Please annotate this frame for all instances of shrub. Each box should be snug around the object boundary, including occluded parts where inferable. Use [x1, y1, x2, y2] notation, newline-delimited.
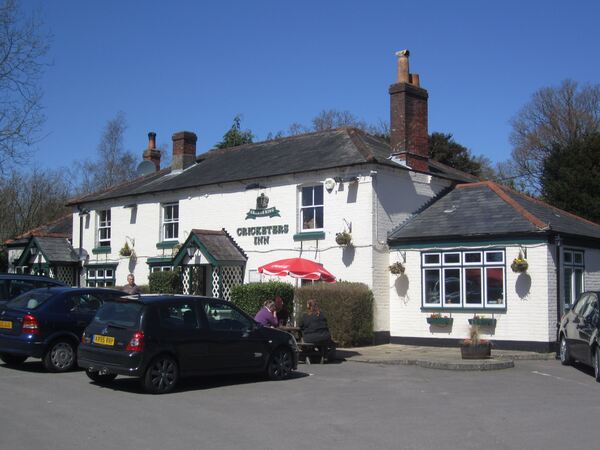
[296, 282, 373, 347]
[148, 271, 181, 294]
[230, 281, 294, 317]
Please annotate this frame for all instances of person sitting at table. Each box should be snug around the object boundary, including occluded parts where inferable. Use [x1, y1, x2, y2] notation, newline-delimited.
[298, 299, 331, 345]
[254, 300, 278, 328]
[274, 295, 290, 326]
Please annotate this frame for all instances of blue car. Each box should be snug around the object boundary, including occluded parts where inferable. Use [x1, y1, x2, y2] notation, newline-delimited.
[0, 287, 125, 372]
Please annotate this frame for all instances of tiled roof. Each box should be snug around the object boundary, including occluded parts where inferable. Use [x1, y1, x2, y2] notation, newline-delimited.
[5, 214, 73, 244]
[191, 229, 247, 263]
[67, 128, 476, 205]
[388, 181, 600, 243]
[35, 237, 79, 263]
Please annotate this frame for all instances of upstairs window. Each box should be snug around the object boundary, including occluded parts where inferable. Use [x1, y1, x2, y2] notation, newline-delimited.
[97, 210, 111, 247]
[300, 185, 323, 231]
[162, 203, 179, 241]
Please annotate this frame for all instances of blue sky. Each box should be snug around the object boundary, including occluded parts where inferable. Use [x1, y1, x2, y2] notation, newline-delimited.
[24, 0, 600, 171]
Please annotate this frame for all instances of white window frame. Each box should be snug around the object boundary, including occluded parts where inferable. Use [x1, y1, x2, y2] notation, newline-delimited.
[299, 185, 324, 232]
[421, 249, 506, 310]
[162, 202, 179, 241]
[97, 209, 111, 247]
[86, 266, 115, 287]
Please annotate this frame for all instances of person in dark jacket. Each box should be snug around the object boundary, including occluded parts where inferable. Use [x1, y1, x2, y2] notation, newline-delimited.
[299, 299, 331, 344]
[274, 295, 290, 326]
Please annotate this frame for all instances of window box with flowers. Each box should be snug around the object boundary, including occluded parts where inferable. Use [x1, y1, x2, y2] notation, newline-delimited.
[335, 231, 352, 247]
[460, 324, 491, 359]
[426, 313, 453, 326]
[388, 261, 405, 275]
[468, 315, 497, 327]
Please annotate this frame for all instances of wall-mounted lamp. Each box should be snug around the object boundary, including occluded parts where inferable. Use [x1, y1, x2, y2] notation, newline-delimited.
[30, 247, 38, 256]
[186, 246, 196, 258]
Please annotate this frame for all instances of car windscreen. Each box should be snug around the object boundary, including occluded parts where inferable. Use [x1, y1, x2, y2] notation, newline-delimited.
[7, 290, 55, 310]
[93, 301, 143, 328]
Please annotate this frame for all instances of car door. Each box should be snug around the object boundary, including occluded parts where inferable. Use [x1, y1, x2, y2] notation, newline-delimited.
[67, 292, 105, 337]
[577, 293, 599, 365]
[202, 300, 265, 371]
[567, 293, 590, 361]
[156, 301, 209, 375]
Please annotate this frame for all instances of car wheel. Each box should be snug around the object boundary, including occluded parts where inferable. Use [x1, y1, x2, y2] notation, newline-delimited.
[43, 340, 76, 372]
[85, 368, 117, 384]
[559, 336, 572, 366]
[267, 347, 293, 381]
[594, 348, 600, 383]
[143, 356, 179, 394]
[0, 353, 27, 366]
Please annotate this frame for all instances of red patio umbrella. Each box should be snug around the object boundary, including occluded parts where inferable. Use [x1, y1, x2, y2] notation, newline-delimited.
[258, 257, 336, 283]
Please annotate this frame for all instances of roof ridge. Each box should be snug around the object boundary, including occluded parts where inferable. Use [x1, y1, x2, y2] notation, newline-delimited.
[346, 128, 376, 162]
[13, 213, 73, 240]
[458, 181, 547, 229]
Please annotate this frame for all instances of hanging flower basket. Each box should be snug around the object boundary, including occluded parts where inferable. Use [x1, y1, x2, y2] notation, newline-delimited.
[119, 242, 133, 257]
[388, 261, 405, 275]
[511, 258, 528, 273]
[335, 231, 352, 246]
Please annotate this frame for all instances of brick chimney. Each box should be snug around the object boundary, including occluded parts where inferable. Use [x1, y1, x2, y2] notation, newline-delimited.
[172, 131, 197, 171]
[389, 50, 429, 172]
[142, 132, 161, 171]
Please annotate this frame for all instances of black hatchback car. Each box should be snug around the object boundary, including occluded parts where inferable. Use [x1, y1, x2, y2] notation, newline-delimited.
[0, 273, 67, 304]
[0, 287, 125, 371]
[558, 291, 600, 381]
[78, 295, 299, 394]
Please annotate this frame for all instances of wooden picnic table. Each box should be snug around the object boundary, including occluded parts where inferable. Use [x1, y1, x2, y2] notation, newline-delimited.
[278, 326, 335, 364]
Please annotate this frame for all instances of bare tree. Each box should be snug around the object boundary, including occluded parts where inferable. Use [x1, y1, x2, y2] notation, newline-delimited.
[0, 0, 49, 174]
[509, 79, 600, 193]
[0, 167, 70, 242]
[77, 112, 137, 194]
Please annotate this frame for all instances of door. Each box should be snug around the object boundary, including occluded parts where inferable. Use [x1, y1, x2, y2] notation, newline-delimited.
[202, 300, 265, 371]
[62, 292, 104, 337]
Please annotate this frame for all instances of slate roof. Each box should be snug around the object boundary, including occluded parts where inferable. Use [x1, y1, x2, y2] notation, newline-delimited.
[4, 214, 73, 245]
[67, 128, 476, 205]
[34, 236, 79, 263]
[190, 229, 247, 263]
[388, 181, 600, 243]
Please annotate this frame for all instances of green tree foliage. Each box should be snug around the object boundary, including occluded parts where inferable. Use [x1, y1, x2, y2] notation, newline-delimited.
[429, 132, 492, 178]
[216, 115, 254, 148]
[541, 133, 600, 223]
[230, 281, 294, 317]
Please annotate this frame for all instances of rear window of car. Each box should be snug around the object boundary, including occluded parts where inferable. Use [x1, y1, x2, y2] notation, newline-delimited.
[93, 301, 143, 328]
[7, 291, 55, 310]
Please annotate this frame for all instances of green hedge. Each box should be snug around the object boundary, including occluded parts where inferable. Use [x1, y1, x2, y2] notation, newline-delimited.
[230, 281, 294, 317]
[296, 282, 373, 347]
[148, 271, 181, 294]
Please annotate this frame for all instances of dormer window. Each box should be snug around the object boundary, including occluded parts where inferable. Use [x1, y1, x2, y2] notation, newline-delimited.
[162, 202, 179, 241]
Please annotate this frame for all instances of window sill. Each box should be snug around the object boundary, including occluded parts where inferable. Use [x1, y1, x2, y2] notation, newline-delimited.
[92, 247, 111, 254]
[293, 231, 325, 242]
[156, 241, 179, 249]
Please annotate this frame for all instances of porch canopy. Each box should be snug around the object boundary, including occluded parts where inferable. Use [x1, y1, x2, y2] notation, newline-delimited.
[258, 257, 336, 283]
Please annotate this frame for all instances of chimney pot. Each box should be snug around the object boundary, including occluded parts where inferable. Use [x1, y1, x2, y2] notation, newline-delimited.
[396, 49, 410, 83]
[148, 132, 156, 149]
[142, 131, 161, 171]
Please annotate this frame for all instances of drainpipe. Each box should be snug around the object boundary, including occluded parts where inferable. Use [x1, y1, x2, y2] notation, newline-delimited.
[77, 207, 90, 287]
[555, 234, 562, 348]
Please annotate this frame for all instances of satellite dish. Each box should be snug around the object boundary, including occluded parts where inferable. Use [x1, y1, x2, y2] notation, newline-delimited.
[324, 178, 336, 191]
[136, 160, 156, 176]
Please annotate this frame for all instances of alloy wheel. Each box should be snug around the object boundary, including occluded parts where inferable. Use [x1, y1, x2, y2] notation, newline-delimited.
[559, 337, 571, 366]
[145, 357, 178, 394]
[268, 348, 292, 380]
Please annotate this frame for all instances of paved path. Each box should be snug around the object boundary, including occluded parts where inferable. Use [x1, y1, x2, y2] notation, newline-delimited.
[334, 344, 556, 370]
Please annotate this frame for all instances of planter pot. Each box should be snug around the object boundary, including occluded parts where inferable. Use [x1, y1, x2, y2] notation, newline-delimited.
[468, 318, 497, 327]
[426, 317, 453, 326]
[460, 342, 491, 359]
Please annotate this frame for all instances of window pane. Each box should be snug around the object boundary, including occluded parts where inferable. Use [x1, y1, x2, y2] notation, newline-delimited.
[423, 254, 440, 265]
[465, 268, 482, 305]
[444, 269, 461, 305]
[315, 207, 323, 228]
[464, 252, 482, 264]
[574, 252, 583, 265]
[424, 270, 440, 305]
[172, 205, 179, 220]
[564, 268, 573, 304]
[313, 185, 323, 205]
[302, 208, 315, 230]
[485, 251, 503, 263]
[444, 253, 460, 264]
[563, 251, 572, 264]
[302, 187, 313, 206]
[486, 268, 504, 305]
[574, 269, 584, 299]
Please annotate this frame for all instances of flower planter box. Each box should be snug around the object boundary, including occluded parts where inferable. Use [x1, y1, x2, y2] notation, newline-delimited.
[468, 318, 497, 327]
[460, 342, 491, 359]
[426, 317, 453, 326]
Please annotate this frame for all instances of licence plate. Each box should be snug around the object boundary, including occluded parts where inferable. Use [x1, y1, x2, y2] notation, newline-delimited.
[93, 335, 115, 346]
[0, 320, 12, 330]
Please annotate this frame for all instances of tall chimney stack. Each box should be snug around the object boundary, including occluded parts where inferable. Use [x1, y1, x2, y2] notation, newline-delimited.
[142, 131, 161, 172]
[389, 50, 429, 172]
[172, 131, 197, 171]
